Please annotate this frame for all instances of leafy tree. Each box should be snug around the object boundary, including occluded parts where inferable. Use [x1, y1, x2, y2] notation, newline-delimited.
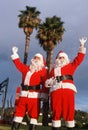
[36, 15, 65, 125]
[36, 15, 65, 73]
[18, 5, 41, 64]
[75, 110, 88, 128]
[75, 120, 83, 128]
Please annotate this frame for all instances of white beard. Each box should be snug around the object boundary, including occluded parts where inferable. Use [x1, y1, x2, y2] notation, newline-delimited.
[54, 58, 70, 68]
[30, 59, 44, 72]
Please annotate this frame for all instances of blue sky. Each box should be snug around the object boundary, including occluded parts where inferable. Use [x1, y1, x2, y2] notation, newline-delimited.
[0, 0, 88, 112]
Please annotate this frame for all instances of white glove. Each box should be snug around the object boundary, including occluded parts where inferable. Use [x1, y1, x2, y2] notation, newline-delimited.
[79, 37, 87, 46]
[12, 46, 18, 54]
[45, 77, 56, 88]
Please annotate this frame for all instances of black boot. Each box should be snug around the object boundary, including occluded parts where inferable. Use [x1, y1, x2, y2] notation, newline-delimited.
[11, 122, 20, 130]
[29, 124, 37, 130]
[52, 127, 60, 130]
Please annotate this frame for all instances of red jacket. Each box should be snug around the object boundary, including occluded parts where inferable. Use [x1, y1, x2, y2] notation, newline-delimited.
[12, 58, 48, 93]
[49, 48, 86, 93]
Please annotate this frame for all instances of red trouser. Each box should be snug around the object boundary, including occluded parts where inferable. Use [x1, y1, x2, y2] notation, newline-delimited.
[14, 96, 40, 121]
[50, 88, 75, 127]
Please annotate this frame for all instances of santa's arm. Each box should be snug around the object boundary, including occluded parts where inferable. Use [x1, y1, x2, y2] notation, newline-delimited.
[72, 37, 87, 68]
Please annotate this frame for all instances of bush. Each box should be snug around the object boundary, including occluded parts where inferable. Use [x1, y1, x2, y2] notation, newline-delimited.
[75, 121, 83, 128]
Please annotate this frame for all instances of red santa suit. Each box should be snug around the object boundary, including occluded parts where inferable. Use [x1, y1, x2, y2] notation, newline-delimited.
[11, 52, 48, 125]
[46, 45, 86, 128]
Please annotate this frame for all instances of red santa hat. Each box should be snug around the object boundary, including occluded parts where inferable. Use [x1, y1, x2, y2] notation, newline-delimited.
[56, 50, 70, 63]
[34, 53, 46, 66]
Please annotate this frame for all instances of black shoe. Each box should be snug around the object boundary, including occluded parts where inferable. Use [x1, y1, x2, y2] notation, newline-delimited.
[11, 122, 20, 130]
[52, 127, 60, 130]
[29, 124, 37, 130]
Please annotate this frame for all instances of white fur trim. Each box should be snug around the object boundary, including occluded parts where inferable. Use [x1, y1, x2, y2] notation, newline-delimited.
[20, 91, 41, 98]
[62, 82, 77, 92]
[28, 92, 41, 98]
[52, 120, 61, 127]
[11, 53, 19, 60]
[50, 82, 61, 92]
[24, 71, 33, 85]
[65, 120, 75, 127]
[30, 118, 38, 125]
[13, 116, 23, 123]
[54, 67, 61, 76]
[78, 46, 86, 54]
[58, 52, 68, 59]
[50, 82, 77, 93]
[20, 91, 29, 97]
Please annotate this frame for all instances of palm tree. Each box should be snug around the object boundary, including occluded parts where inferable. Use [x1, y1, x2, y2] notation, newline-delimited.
[18, 5, 41, 64]
[36, 15, 65, 125]
[18, 5, 41, 125]
[36, 15, 65, 72]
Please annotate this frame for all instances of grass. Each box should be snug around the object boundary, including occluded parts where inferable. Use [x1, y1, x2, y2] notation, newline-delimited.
[0, 124, 87, 130]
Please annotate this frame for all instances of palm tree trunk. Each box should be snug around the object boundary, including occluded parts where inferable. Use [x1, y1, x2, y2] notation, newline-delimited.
[46, 50, 53, 73]
[42, 49, 54, 126]
[23, 34, 30, 64]
[42, 99, 49, 126]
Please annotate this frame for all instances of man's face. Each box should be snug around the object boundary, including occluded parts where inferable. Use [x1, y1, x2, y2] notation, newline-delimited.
[59, 56, 65, 63]
[55, 56, 66, 67]
[30, 56, 43, 72]
[33, 56, 41, 62]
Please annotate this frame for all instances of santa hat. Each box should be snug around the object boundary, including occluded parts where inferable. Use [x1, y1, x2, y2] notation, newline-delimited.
[56, 50, 70, 63]
[34, 53, 46, 66]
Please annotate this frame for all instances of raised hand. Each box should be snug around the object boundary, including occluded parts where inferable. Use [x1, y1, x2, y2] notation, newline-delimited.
[79, 37, 87, 46]
[12, 46, 18, 54]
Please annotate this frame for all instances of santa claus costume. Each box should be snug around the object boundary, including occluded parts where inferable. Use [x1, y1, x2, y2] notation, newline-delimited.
[45, 37, 87, 130]
[11, 47, 48, 130]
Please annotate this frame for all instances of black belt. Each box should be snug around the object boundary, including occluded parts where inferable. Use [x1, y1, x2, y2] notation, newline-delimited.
[56, 75, 73, 82]
[22, 85, 40, 91]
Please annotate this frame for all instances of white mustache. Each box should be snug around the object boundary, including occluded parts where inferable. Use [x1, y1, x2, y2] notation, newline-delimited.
[54, 59, 70, 67]
[30, 59, 44, 72]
